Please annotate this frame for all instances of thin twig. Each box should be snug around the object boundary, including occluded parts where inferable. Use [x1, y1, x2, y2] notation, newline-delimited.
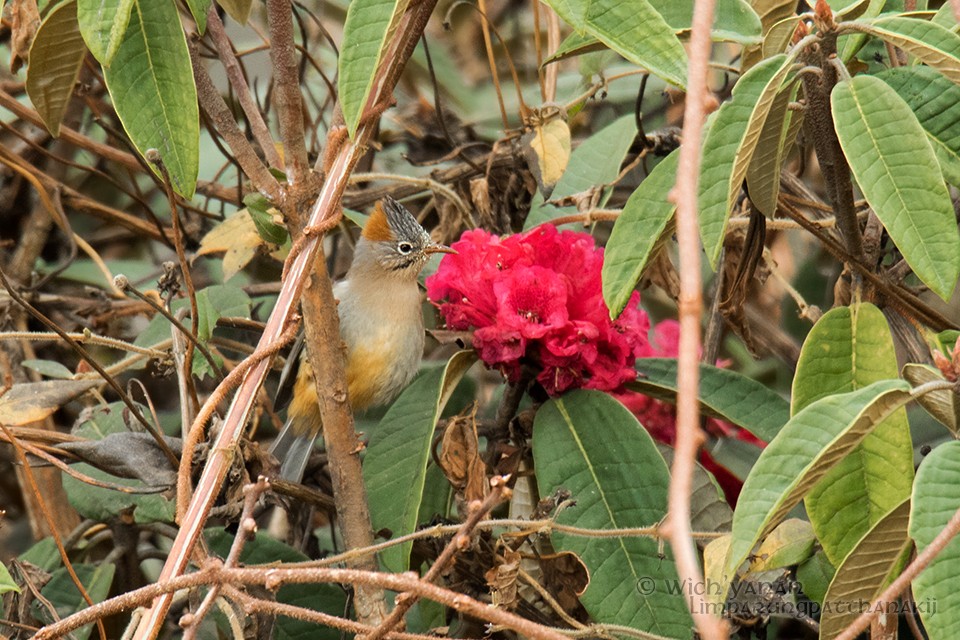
[35, 564, 571, 640]
[206, 8, 283, 169]
[267, 0, 310, 183]
[663, 0, 729, 637]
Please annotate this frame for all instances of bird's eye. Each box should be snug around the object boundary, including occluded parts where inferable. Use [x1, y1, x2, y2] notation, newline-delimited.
[397, 241, 414, 254]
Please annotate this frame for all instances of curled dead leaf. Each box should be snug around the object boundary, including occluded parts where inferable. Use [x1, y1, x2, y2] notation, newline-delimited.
[438, 405, 489, 508]
[485, 548, 522, 609]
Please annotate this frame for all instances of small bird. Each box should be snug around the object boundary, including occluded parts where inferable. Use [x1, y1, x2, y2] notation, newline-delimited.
[270, 197, 455, 481]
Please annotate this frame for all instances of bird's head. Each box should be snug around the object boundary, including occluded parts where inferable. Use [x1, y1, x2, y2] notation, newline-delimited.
[357, 196, 455, 278]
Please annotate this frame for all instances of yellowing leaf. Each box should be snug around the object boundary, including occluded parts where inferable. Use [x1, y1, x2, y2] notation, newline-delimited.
[749, 518, 816, 572]
[522, 117, 572, 198]
[196, 210, 263, 281]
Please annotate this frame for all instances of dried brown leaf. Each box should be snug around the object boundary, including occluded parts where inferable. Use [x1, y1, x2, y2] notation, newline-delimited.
[10, 0, 40, 73]
[0, 380, 98, 426]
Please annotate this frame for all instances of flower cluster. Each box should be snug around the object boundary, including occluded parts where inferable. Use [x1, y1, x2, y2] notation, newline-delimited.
[425, 224, 651, 395]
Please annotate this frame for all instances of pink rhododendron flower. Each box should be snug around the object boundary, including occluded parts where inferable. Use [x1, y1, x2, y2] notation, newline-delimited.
[617, 320, 766, 505]
[427, 224, 651, 395]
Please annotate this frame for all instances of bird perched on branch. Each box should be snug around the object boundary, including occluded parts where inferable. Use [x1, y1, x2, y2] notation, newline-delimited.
[270, 197, 455, 481]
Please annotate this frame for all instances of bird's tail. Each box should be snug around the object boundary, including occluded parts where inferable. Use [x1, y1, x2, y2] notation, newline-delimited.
[269, 416, 320, 482]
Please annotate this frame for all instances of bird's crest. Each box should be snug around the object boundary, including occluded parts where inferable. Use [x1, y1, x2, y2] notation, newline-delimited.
[362, 197, 423, 243]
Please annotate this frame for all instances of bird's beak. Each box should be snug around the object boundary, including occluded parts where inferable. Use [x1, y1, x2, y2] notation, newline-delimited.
[425, 243, 457, 256]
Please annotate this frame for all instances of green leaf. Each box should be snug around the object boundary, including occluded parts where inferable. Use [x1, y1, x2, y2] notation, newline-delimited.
[533, 390, 693, 636]
[795, 550, 834, 605]
[193, 285, 251, 341]
[547, 0, 762, 66]
[655, 0, 762, 44]
[244, 193, 289, 245]
[832, 75, 960, 300]
[102, 0, 199, 198]
[365, 351, 476, 572]
[792, 303, 914, 565]
[545, 0, 688, 88]
[77, 0, 135, 64]
[26, 1, 86, 137]
[602, 149, 679, 317]
[848, 17, 960, 85]
[911, 440, 960, 639]
[206, 529, 349, 640]
[877, 66, 960, 187]
[338, 0, 410, 138]
[184, 0, 210, 33]
[745, 79, 797, 216]
[724, 379, 913, 584]
[819, 500, 912, 640]
[699, 54, 792, 265]
[21, 359, 74, 379]
[0, 562, 19, 595]
[630, 358, 789, 443]
[524, 114, 637, 229]
[20, 537, 61, 572]
[655, 442, 733, 535]
[902, 363, 958, 433]
[35, 563, 116, 640]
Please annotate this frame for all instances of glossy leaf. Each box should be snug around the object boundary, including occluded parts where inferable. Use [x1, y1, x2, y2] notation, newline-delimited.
[877, 66, 960, 186]
[833, 75, 960, 300]
[545, 0, 688, 88]
[819, 500, 912, 640]
[533, 390, 693, 636]
[602, 150, 679, 317]
[339, 0, 409, 137]
[77, 0, 134, 65]
[102, 0, 199, 198]
[699, 54, 791, 265]
[365, 351, 476, 572]
[0, 562, 18, 595]
[724, 379, 913, 584]
[848, 16, 960, 84]
[525, 114, 636, 229]
[26, 1, 85, 137]
[630, 358, 789, 443]
[793, 303, 913, 565]
[911, 440, 960, 639]
[902, 363, 958, 433]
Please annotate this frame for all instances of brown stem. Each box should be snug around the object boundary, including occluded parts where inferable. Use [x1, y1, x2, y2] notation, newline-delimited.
[799, 35, 865, 265]
[206, 8, 283, 170]
[267, 0, 310, 184]
[130, 2, 440, 636]
[663, 0, 729, 636]
[35, 565, 570, 640]
[363, 479, 511, 640]
[189, 40, 283, 202]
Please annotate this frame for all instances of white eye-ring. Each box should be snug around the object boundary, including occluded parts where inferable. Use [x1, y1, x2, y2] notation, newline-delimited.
[398, 241, 414, 255]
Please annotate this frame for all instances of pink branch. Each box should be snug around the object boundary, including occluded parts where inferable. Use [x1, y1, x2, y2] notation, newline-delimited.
[664, 0, 729, 637]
